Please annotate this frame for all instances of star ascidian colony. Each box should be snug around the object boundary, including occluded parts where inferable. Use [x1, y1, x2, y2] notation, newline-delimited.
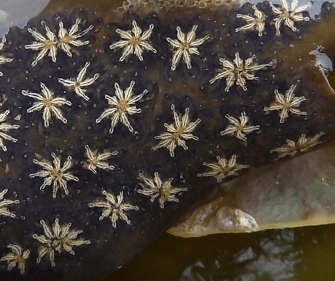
[0, 0, 335, 280]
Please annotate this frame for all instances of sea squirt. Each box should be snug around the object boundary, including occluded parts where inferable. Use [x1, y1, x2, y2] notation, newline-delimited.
[0, 0, 335, 280]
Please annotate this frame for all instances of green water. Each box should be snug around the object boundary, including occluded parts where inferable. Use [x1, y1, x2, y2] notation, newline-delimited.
[108, 224, 335, 281]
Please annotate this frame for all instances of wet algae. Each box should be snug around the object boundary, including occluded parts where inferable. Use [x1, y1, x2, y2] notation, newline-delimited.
[0, 0, 335, 280]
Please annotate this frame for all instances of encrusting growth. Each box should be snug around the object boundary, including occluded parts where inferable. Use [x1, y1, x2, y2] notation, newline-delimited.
[89, 190, 139, 227]
[264, 84, 307, 123]
[0, 1, 332, 278]
[269, 0, 311, 36]
[96, 81, 148, 133]
[210, 52, 272, 91]
[235, 5, 266, 36]
[153, 104, 201, 157]
[220, 112, 260, 142]
[22, 82, 72, 128]
[1, 244, 30, 274]
[0, 109, 19, 152]
[166, 25, 209, 70]
[271, 132, 325, 159]
[25, 18, 94, 66]
[83, 145, 117, 174]
[138, 172, 188, 209]
[29, 153, 79, 198]
[25, 25, 58, 66]
[110, 20, 157, 61]
[0, 189, 20, 218]
[198, 155, 249, 183]
[57, 18, 94, 57]
[0, 37, 14, 76]
[58, 62, 100, 101]
[32, 218, 90, 266]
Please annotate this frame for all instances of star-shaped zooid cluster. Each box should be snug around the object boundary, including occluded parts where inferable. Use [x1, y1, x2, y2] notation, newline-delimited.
[166, 25, 209, 70]
[96, 81, 148, 134]
[22, 83, 72, 128]
[153, 104, 201, 157]
[110, 20, 157, 61]
[25, 18, 94, 66]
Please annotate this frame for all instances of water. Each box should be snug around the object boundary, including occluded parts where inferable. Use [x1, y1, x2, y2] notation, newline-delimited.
[109, 224, 335, 281]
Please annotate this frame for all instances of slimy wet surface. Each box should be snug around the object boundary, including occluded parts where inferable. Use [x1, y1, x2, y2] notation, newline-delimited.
[0, 1, 335, 280]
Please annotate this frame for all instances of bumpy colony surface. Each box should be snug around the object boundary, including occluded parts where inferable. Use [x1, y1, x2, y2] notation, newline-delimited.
[0, 0, 335, 280]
